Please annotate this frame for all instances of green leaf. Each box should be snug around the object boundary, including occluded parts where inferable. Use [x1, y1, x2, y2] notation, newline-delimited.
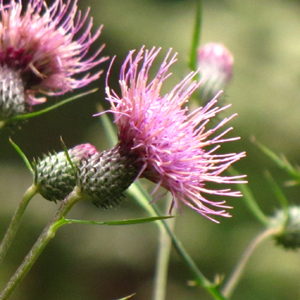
[117, 294, 136, 300]
[264, 171, 289, 215]
[63, 216, 174, 226]
[8, 89, 98, 123]
[253, 137, 300, 183]
[9, 138, 33, 175]
[60, 137, 77, 177]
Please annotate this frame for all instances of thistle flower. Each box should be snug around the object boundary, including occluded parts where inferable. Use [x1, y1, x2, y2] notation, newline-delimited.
[34, 143, 98, 202]
[0, 0, 107, 122]
[79, 46, 245, 222]
[197, 43, 234, 104]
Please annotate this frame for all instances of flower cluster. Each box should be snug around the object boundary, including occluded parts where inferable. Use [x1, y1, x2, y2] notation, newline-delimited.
[3, 2, 245, 222]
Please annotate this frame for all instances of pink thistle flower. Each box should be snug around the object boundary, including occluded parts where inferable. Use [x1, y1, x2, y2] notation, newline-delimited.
[197, 43, 234, 104]
[102, 47, 246, 222]
[0, 0, 107, 120]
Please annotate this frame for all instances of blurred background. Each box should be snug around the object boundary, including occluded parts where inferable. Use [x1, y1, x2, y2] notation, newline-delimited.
[1, 0, 300, 299]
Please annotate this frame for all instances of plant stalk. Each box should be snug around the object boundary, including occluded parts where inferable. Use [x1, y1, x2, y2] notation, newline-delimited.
[129, 182, 227, 300]
[0, 189, 82, 300]
[152, 195, 176, 300]
[222, 227, 279, 298]
[0, 184, 38, 264]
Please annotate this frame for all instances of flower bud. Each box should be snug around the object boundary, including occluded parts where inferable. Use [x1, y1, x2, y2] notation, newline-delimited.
[34, 144, 98, 202]
[271, 206, 300, 250]
[197, 43, 234, 104]
[77, 143, 140, 209]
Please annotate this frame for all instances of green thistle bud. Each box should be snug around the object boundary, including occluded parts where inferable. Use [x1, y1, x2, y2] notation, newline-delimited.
[271, 206, 300, 250]
[77, 143, 140, 209]
[34, 144, 98, 202]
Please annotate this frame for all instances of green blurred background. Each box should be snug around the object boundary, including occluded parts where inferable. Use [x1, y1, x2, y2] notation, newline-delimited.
[1, 0, 300, 299]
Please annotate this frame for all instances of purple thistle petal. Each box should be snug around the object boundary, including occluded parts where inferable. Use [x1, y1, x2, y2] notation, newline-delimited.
[0, 0, 108, 103]
[102, 46, 246, 222]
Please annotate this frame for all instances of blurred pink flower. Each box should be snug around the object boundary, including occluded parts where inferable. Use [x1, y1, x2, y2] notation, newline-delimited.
[197, 43, 234, 104]
[101, 47, 246, 222]
[0, 0, 107, 107]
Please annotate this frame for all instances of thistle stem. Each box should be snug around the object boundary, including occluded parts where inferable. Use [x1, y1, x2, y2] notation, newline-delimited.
[0, 189, 82, 300]
[152, 195, 176, 300]
[189, 0, 202, 71]
[222, 227, 280, 298]
[153, 203, 226, 300]
[0, 184, 39, 264]
[128, 182, 227, 300]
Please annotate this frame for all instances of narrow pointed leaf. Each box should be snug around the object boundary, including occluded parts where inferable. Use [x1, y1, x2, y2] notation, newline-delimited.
[60, 136, 77, 176]
[9, 138, 33, 174]
[63, 216, 173, 226]
[264, 171, 289, 214]
[117, 294, 136, 300]
[9, 89, 98, 122]
[253, 137, 300, 182]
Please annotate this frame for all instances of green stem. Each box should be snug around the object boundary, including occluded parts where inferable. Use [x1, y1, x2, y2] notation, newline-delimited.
[189, 0, 202, 71]
[222, 227, 280, 298]
[0, 184, 38, 264]
[128, 182, 227, 300]
[153, 203, 225, 300]
[0, 189, 83, 300]
[152, 195, 176, 300]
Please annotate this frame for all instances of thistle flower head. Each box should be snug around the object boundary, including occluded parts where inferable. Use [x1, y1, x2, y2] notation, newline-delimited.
[101, 47, 246, 222]
[34, 143, 98, 201]
[197, 43, 234, 104]
[0, 0, 107, 120]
